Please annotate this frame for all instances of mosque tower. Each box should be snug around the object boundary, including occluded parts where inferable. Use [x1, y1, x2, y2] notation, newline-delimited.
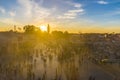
[47, 24, 50, 33]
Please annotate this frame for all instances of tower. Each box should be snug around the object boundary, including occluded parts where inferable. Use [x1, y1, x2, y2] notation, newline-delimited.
[14, 25, 16, 31]
[47, 24, 50, 33]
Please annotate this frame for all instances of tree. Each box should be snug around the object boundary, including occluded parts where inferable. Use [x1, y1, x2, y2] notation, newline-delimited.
[23, 25, 36, 34]
[64, 31, 69, 35]
[64, 31, 69, 38]
[51, 30, 69, 38]
[51, 31, 64, 37]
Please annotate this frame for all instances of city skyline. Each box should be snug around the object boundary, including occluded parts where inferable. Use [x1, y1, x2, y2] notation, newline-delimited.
[0, 0, 120, 33]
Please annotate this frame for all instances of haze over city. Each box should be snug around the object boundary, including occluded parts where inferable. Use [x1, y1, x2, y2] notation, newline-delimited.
[0, 0, 120, 33]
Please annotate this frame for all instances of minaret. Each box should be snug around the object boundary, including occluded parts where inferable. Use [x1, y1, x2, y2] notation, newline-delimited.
[14, 25, 16, 31]
[47, 24, 50, 33]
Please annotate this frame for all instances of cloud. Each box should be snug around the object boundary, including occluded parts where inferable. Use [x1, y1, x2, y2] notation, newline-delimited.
[0, 0, 85, 26]
[66, 1, 82, 8]
[0, 7, 5, 14]
[0, 0, 52, 25]
[15, 0, 85, 23]
[10, 0, 52, 24]
[64, 12, 77, 16]
[97, 0, 108, 4]
[68, 9, 84, 13]
[9, 11, 16, 17]
[57, 1, 84, 20]
[57, 16, 75, 19]
[58, 9, 84, 19]
[0, 18, 20, 25]
[74, 4, 82, 8]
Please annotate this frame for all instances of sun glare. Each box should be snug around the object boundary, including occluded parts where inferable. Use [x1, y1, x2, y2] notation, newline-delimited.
[40, 25, 47, 32]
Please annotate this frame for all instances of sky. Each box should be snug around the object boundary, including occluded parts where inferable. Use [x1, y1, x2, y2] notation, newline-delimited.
[0, 0, 120, 33]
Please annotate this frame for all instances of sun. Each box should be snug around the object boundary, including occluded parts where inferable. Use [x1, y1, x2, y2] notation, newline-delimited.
[40, 25, 47, 32]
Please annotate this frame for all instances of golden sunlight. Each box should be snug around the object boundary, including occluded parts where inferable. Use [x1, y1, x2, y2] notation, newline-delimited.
[40, 25, 47, 32]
